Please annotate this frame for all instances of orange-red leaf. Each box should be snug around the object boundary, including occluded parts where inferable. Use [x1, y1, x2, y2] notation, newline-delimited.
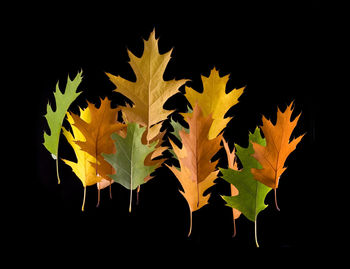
[251, 101, 305, 189]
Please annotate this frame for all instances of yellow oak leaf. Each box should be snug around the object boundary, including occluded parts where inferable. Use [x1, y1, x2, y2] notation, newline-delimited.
[183, 67, 245, 139]
[62, 107, 100, 211]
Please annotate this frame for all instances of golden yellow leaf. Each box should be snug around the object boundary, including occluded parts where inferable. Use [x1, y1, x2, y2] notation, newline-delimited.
[106, 30, 188, 142]
[62, 107, 100, 211]
[183, 67, 245, 139]
[62, 108, 100, 187]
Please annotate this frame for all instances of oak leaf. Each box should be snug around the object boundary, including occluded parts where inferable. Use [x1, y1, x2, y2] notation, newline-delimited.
[62, 107, 100, 211]
[166, 104, 222, 236]
[251, 101, 305, 210]
[141, 129, 168, 182]
[222, 137, 240, 237]
[70, 98, 126, 206]
[43, 71, 83, 183]
[221, 127, 272, 247]
[106, 30, 188, 143]
[102, 123, 157, 212]
[168, 116, 189, 159]
[183, 67, 245, 139]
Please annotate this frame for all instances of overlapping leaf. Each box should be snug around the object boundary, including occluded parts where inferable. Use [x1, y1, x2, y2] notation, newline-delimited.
[106, 30, 188, 142]
[102, 123, 157, 212]
[70, 98, 125, 185]
[183, 67, 245, 139]
[251, 101, 305, 210]
[68, 98, 126, 205]
[62, 107, 100, 211]
[141, 129, 168, 182]
[221, 127, 272, 247]
[252, 101, 304, 189]
[166, 104, 222, 236]
[222, 137, 240, 236]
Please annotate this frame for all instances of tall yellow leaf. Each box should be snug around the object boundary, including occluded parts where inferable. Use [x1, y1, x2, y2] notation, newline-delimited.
[62, 107, 100, 211]
[183, 67, 245, 139]
[106, 30, 188, 142]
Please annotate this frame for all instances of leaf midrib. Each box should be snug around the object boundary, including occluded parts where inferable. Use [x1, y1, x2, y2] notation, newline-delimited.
[260, 122, 286, 180]
[114, 137, 132, 178]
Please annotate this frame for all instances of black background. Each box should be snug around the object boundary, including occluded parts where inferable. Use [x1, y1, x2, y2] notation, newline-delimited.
[10, 0, 321, 259]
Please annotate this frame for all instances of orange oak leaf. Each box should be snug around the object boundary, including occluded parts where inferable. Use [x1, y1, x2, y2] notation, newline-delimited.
[222, 137, 241, 237]
[166, 104, 222, 236]
[106, 29, 188, 143]
[135, 129, 168, 205]
[142, 129, 168, 182]
[251, 101, 305, 210]
[70, 98, 126, 206]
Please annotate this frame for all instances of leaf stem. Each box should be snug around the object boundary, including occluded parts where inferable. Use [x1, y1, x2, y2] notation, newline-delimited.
[232, 217, 236, 238]
[136, 186, 140, 205]
[129, 188, 132, 213]
[109, 183, 112, 199]
[255, 219, 259, 248]
[96, 183, 100, 207]
[188, 210, 192, 237]
[274, 188, 280, 211]
[56, 157, 61, 184]
[82, 186, 87, 212]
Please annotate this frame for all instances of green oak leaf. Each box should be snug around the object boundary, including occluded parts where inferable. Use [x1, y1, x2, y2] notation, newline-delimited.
[168, 108, 190, 159]
[43, 70, 83, 183]
[168, 119, 188, 159]
[169, 118, 186, 143]
[169, 117, 189, 145]
[170, 105, 191, 142]
[102, 123, 157, 212]
[220, 127, 272, 247]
